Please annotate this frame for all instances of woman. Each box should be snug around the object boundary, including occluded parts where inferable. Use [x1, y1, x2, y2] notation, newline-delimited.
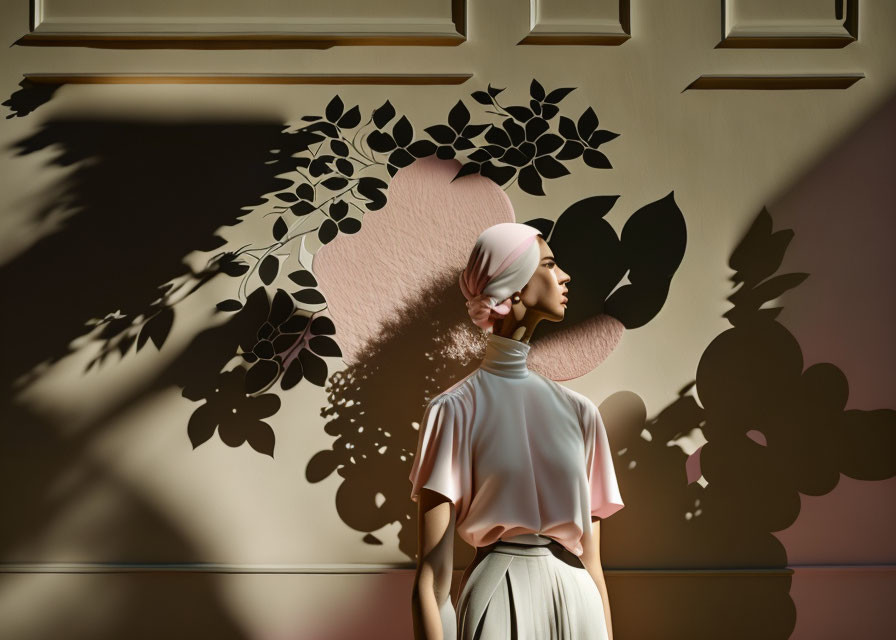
[409, 222, 625, 639]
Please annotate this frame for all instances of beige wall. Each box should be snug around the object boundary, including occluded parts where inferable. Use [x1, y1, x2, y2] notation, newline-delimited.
[1, 1, 894, 638]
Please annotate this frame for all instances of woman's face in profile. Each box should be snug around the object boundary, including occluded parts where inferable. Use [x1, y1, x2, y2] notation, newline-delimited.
[520, 236, 571, 322]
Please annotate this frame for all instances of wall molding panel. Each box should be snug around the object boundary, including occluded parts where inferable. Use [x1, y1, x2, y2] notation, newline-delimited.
[519, 0, 630, 45]
[20, 73, 473, 85]
[19, 0, 467, 48]
[685, 73, 864, 90]
[719, 0, 858, 48]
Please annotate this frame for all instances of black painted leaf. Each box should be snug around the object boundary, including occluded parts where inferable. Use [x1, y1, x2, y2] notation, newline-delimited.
[287, 269, 317, 287]
[501, 147, 531, 167]
[321, 176, 348, 190]
[357, 176, 387, 208]
[530, 79, 546, 101]
[387, 163, 399, 177]
[588, 129, 620, 148]
[535, 133, 563, 156]
[485, 126, 511, 147]
[308, 158, 332, 178]
[296, 183, 314, 201]
[480, 161, 516, 186]
[556, 140, 584, 160]
[305, 121, 339, 138]
[503, 119, 525, 146]
[271, 289, 294, 325]
[330, 139, 349, 157]
[317, 219, 339, 245]
[453, 137, 475, 151]
[329, 200, 349, 221]
[518, 165, 545, 196]
[519, 142, 536, 160]
[291, 201, 317, 216]
[436, 146, 455, 160]
[534, 155, 570, 179]
[338, 218, 361, 234]
[337, 105, 361, 129]
[452, 163, 480, 181]
[247, 423, 276, 458]
[325, 95, 344, 123]
[294, 157, 311, 169]
[253, 339, 275, 359]
[299, 348, 328, 386]
[484, 145, 505, 158]
[545, 87, 575, 104]
[301, 115, 322, 122]
[469, 148, 491, 163]
[309, 335, 342, 357]
[335, 158, 354, 176]
[461, 123, 490, 139]
[389, 147, 415, 167]
[273, 216, 288, 240]
[424, 124, 456, 144]
[187, 408, 216, 448]
[281, 314, 309, 334]
[541, 104, 559, 120]
[577, 107, 599, 140]
[525, 118, 549, 142]
[448, 100, 471, 133]
[487, 84, 505, 97]
[392, 116, 414, 148]
[311, 316, 336, 335]
[583, 149, 612, 169]
[293, 288, 327, 305]
[408, 140, 437, 158]
[288, 270, 317, 287]
[367, 130, 397, 153]
[275, 192, 298, 203]
[372, 100, 395, 129]
[241, 352, 258, 363]
[472, 91, 493, 105]
[559, 116, 579, 140]
[506, 106, 533, 123]
[245, 359, 279, 394]
[530, 100, 542, 116]
[281, 359, 304, 390]
[260, 255, 279, 285]
[216, 299, 243, 312]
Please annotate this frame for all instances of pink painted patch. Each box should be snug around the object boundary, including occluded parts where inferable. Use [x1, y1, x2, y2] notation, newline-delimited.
[314, 156, 625, 380]
[686, 444, 703, 485]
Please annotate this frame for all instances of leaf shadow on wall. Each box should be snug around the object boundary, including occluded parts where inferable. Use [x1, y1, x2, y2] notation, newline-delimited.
[0, 118, 305, 639]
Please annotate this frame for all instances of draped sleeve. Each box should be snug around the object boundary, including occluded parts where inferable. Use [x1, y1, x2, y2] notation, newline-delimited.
[408, 393, 471, 510]
[584, 399, 625, 519]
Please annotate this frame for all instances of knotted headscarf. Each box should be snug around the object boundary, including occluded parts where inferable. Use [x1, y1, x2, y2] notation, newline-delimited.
[459, 222, 543, 333]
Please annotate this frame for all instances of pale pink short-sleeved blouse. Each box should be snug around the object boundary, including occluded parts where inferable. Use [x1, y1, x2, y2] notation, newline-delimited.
[408, 332, 624, 557]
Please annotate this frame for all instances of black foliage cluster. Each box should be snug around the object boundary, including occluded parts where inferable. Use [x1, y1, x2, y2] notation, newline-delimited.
[236, 288, 342, 394]
[213, 79, 620, 405]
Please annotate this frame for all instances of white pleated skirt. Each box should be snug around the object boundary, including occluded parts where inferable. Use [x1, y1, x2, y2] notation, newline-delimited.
[451, 534, 609, 640]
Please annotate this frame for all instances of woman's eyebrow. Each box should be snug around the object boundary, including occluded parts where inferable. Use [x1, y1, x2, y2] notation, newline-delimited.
[542, 255, 556, 261]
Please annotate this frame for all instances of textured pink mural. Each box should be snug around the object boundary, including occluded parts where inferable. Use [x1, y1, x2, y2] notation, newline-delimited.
[313, 156, 623, 381]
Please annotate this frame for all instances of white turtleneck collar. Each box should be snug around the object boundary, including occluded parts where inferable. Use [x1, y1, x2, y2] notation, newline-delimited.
[480, 332, 531, 379]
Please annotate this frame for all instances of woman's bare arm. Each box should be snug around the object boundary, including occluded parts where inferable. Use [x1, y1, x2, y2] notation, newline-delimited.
[579, 516, 615, 640]
[411, 489, 456, 640]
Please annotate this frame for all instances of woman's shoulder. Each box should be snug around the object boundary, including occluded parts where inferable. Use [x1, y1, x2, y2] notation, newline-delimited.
[427, 370, 481, 408]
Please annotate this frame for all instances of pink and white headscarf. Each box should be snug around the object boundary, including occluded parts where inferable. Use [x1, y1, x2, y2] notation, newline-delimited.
[459, 222, 543, 333]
